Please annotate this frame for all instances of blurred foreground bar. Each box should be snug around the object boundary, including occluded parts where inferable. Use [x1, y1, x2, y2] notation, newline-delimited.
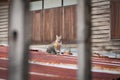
[77, 0, 92, 80]
[8, 0, 31, 80]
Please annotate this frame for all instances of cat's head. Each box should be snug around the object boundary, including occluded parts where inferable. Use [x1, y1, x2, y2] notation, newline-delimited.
[55, 35, 62, 43]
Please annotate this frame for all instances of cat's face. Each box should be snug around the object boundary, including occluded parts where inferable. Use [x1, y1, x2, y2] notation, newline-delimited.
[56, 35, 62, 43]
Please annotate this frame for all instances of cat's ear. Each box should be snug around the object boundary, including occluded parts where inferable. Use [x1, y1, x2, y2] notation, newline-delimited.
[56, 35, 58, 38]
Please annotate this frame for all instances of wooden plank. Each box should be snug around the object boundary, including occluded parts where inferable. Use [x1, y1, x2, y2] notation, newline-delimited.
[92, 5, 109, 11]
[0, 22, 8, 26]
[92, 17, 109, 22]
[0, 36, 7, 39]
[92, 14, 110, 19]
[0, 5, 8, 9]
[92, 9, 110, 15]
[92, 25, 109, 28]
[92, 42, 120, 47]
[92, 46, 116, 52]
[0, 12, 8, 16]
[0, 15, 8, 19]
[0, 13, 8, 17]
[31, 10, 43, 43]
[91, 18, 110, 23]
[92, 38, 109, 42]
[92, 1, 110, 7]
[0, 18, 8, 22]
[0, 37, 8, 42]
[43, 7, 62, 43]
[92, 42, 110, 46]
[0, 28, 8, 32]
[92, 26, 109, 30]
[0, 34, 8, 38]
[92, 0, 109, 3]
[92, 30, 109, 35]
[105, 46, 120, 50]
[0, 32, 8, 35]
[63, 5, 76, 43]
[0, 9, 8, 13]
[0, 25, 8, 29]
[91, 34, 109, 39]
[92, 21, 109, 26]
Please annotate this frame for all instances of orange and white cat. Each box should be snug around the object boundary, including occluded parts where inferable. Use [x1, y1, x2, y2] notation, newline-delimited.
[46, 35, 62, 54]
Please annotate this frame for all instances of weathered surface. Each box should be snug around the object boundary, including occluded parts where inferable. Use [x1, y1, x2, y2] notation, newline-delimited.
[0, 3, 8, 44]
[0, 46, 120, 80]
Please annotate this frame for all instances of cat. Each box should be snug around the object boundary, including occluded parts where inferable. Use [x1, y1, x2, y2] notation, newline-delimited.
[46, 35, 62, 55]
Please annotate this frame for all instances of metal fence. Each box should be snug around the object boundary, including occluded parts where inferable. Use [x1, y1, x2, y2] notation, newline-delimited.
[7, 0, 92, 80]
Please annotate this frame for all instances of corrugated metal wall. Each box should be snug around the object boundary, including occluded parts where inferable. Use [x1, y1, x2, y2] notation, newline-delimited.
[0, 3, 8, 44]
